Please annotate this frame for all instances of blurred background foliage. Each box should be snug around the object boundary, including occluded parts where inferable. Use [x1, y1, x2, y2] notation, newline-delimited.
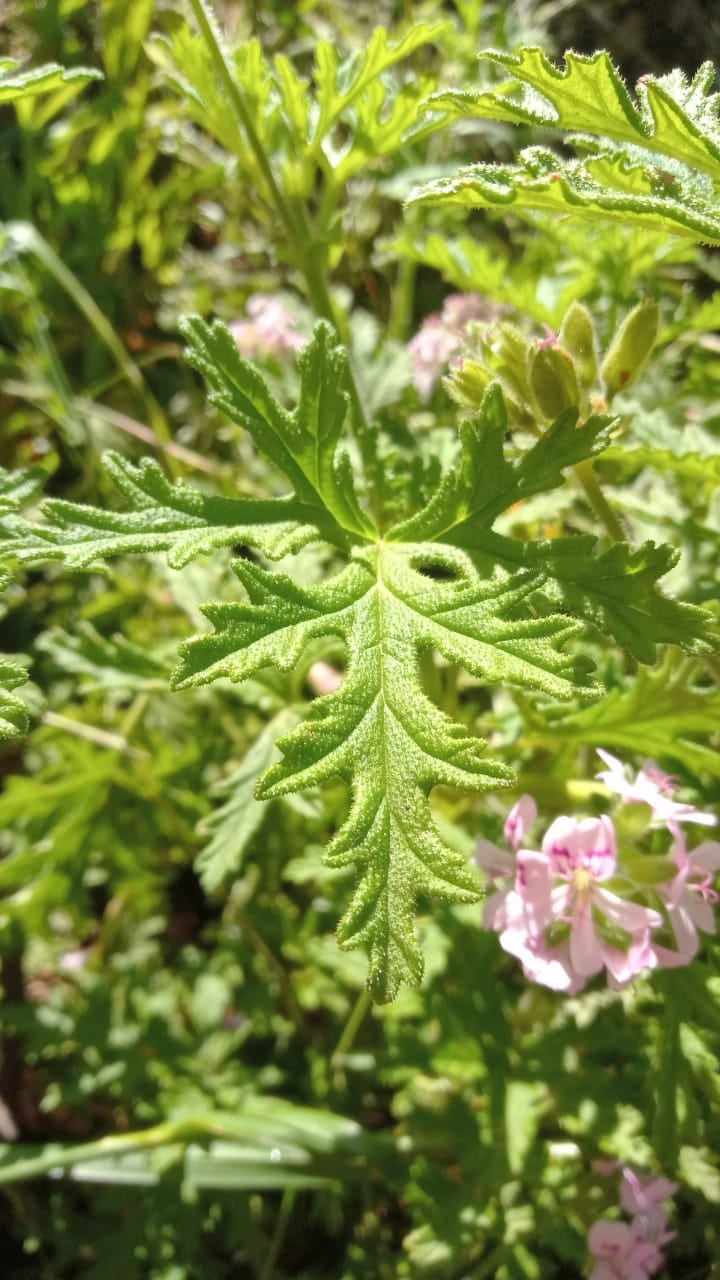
[1, 0, 720, 1276]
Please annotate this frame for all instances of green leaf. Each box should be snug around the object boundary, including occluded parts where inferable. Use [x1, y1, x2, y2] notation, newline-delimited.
[407, 147, 720, 245]
[389, 385, 616, 545]
[537, 538, 713, 663]
[600, 444, 720, 490]
[427, 48, 720, 183]
[0, 464, 46, 516]
[35, 622, 169, 692]
[0, 60, 102, 105]
[311, 23, 446, 149]
[150, 19, 443, 194]
[546, 651, 720, 777]
[180, 318, 372, 539]
[173, 549, 593, 1002]
[0, 451, 329, 570]
[0, 657, 30, 743]
[196, 711, 297, 892]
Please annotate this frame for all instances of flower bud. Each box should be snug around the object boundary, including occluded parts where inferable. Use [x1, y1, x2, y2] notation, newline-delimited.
[559, 301, 599, 389]
[528, 342, 580, 419]
[444, 358, 492, 410]
[601, 299, 660, 397]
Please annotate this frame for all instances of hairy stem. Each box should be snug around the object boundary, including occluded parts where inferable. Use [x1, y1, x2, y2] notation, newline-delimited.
[186, 0, 374, 464]
[573, 458, 627, 542]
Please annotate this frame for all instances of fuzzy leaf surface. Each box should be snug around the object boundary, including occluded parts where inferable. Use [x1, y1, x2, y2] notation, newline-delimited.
[0, 454, 333, 571]
[0, 60, 102, 105]
[180, 318, 371, 540]
[173, 546, 594, 1001]
[427, 48, 720, 183]
[388, 386, 616, 544]
[0, 465, 46, 516]
[0, 658, 30, 742]
[407, 147, 720, 244]
[464, 531, 714, 664]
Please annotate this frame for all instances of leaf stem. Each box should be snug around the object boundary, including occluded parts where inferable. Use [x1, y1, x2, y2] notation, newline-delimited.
[573, 458, 627, 542]
[186, 0, 375, 465]
[332, 988, 373, 1065]
[259, 1188, 296, 1280]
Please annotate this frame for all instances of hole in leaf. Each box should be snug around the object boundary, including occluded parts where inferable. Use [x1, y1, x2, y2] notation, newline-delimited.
[414, 560, 459, 582]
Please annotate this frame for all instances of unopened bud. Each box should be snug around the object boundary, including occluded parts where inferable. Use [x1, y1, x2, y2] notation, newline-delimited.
[559, 302, 599, 388]
[601, 299, 660, 397]
[444, 358, 492, 410]
[528, 342, 580, 419]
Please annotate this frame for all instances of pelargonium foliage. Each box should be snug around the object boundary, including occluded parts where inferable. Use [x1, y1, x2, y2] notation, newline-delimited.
[0, 316, 714, 1001]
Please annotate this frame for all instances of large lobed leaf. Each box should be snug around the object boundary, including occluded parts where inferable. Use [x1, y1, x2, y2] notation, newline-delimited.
[3, 323, 714, 999]
[173, 550, 592, 1001]
[413, 49, 720, 243]
[407, 148, 720, 245]
[427, 48, 720, 182]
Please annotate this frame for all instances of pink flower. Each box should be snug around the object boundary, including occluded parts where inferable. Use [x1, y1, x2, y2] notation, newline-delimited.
[652, 832, 720, 966]
[619, 1170, 677, 1247]
[588, 1220, 665, 1280]
[408, 293, 490, 398]
[504, 794, 538, 851]
[508, 815, 661, 988]
[596, 750, 716, 830]
[408, 317, 460, 398]
[475, 796, 537, 932]
[230, 294, 305, 359]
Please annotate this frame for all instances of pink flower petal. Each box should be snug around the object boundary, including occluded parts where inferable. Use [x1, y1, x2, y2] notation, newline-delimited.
[475, 838, 514, 880]
[593, 888, 661, 932]
[691, 841, 720, 873]
[504, 794, 538, 851]
[570, 904, 604, 977]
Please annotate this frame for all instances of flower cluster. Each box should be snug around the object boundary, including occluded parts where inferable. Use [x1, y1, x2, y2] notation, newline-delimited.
[588, 1165, 676, 1279]
[476, 751, 719, 993]
[407, 293, 493, 398]
[230, 293, 305, 359]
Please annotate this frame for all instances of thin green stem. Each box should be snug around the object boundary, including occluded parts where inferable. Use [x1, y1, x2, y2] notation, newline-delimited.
[332, 988, 372, 1065]
[259, 1188, 296, 1280]
[186, 0, 375, 468]
[186, 0, 301, 254]
[7, 223, 173, 453]
[573, 458, 627, 542]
